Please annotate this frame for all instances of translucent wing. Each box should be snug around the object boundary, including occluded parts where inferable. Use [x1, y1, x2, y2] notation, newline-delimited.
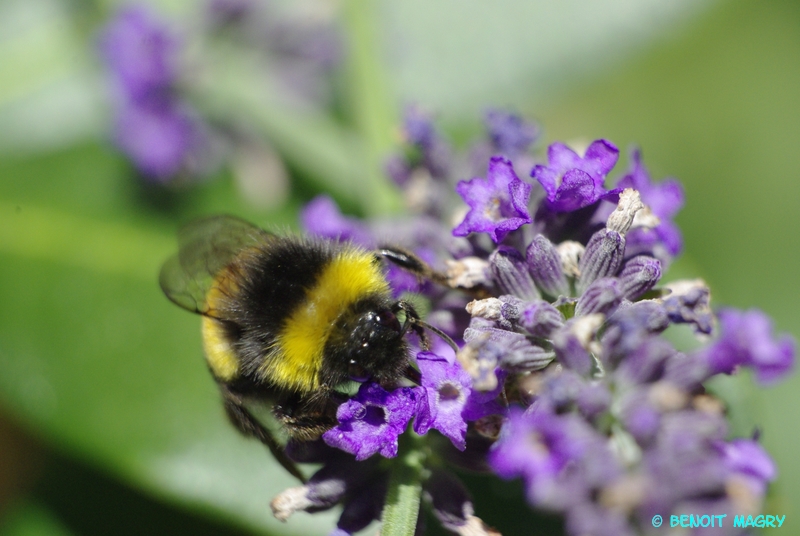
[159, 215, 273, 316]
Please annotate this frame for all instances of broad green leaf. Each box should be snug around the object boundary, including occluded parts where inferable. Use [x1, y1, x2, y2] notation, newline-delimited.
[0, 144, 335, 535]
[0, 502, 75, 536]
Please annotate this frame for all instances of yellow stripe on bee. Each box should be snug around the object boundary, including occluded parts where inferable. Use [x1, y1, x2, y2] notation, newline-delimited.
[267, 248, 390, 393]
[202, 316, 240, 381]
[201, 269, 242, 382]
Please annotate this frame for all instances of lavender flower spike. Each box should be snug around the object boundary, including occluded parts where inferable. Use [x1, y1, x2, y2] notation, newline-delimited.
[453, 156, 532, 243]
[99, 6, 179, 102]
[100, 6, 213, 181]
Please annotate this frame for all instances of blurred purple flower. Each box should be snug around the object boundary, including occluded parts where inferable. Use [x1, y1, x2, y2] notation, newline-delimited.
[113, 100, 206, 180]
[300, 195, 375, 248]
[100, 6, 213, 182]
[483, 109, 539, 157]
[720, 438, 776, 496]
[99, 6, 179, 102]
[702, 308, 795, 383]
[490, 404, 620, 509]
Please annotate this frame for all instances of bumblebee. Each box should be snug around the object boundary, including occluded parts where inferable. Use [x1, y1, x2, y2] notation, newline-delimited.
[160, 216, 451, 481]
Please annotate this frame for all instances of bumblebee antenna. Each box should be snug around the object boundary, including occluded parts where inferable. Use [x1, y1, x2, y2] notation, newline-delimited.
[411, 318, 459, 354]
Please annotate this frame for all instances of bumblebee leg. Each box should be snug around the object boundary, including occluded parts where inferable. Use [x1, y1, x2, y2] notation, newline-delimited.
[394, 300, 459, 354]
[376, 247, 449, 287]
[273, 391, 340, 443]
[393, 300, 430, 349]
[221, 387, 306, 483]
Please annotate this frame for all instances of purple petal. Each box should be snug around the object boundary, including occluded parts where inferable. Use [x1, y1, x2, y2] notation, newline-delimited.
[114, 101, 199, 180]
[453, 157, 532, 243]
[413, 352, 472, 450]
[99, 6, 179, 102]
[531, 139, 619, 213]
[721, 438, 776, 483]
[703, 308, 795, 383]
[323, 383, 416, 461]
[300, 195, 375, 248]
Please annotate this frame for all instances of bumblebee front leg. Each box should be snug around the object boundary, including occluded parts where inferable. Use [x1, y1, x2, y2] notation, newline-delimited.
[376, 246, 450, 287]
[393, 300, 458, 354]
[220, 386, 306, 483]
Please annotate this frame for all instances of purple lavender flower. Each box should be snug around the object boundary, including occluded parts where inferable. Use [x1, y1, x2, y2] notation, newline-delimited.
[99, 6, 178, 102]
[322, 383, 417, 461]
[453, 157, 532, 243]
[113, 100, 205, 180]
[702, 308, 795, 383]
[490, 404, 620, 510]
[274, 116, 795, 536]
[531, 139, 619, 213]
[300, 195, 375, 248]
[483, 109, 539, 157]
[719, 438, 776, 496]
[100, 6, 213, 182]
[413, 352, 472, 450]
[617, 149, 684, 257]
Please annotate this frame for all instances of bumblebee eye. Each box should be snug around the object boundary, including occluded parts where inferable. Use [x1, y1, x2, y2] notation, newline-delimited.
[374, 310, 401, 333]
[348, 360, 369, 382]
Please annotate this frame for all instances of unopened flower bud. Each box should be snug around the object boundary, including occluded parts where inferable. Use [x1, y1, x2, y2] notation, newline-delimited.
[577, 230, 625, 294]
[575, 277, 623, 317]
[618, 255, 662, 300]
[526, 235, 569, 297]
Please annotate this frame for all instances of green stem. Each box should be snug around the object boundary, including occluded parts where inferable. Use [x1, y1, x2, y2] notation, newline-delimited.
[197, 47, 368, 211]
[341, 0, 402, 216]
[381, 448, 424, 536]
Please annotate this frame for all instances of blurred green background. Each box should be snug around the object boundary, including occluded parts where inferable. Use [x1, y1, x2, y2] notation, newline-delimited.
[0, 0, 798, 534]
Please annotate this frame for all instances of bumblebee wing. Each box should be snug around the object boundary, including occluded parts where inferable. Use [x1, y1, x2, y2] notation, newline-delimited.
[160, 215, 273, 316]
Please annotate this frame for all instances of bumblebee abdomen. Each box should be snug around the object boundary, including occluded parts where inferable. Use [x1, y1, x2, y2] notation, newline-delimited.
[202, 316, 240, 381]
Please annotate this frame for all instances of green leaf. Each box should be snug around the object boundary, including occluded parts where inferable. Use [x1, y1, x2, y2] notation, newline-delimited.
[340, 0, 403, 216]
[0, 502, 75, 536]
[0, 144, 335, 535]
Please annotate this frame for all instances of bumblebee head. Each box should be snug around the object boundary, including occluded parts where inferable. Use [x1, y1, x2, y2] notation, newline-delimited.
[322, 299, 409, 389]
[348, 307, 405, 381]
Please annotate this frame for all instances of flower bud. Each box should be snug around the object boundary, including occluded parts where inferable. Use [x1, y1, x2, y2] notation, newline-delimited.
[490, 246, 540, 300]
[526, 234, 569, 297]
[577, 230, 625, 294]
[618, 255, 662, 300]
